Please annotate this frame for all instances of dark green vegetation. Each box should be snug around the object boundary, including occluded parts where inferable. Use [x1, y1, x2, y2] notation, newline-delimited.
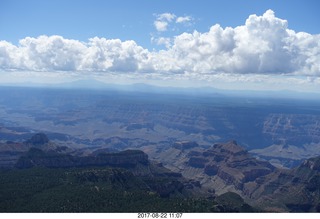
[0, 167, 184, 212]
[1, 133, 320, 212]
[0, 138, 256, 212]
[0, 166, 254, 212]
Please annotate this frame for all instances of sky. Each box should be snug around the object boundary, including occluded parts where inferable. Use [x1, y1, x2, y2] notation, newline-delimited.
[0, 0, 320, 93]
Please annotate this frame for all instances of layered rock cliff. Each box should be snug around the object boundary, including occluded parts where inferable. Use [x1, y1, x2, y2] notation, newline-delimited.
[151, 140, 275, 197]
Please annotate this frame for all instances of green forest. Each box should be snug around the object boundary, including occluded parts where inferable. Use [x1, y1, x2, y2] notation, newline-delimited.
[0, 167, 254, 212]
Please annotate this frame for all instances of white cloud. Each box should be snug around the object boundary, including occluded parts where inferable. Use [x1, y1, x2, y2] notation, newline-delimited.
[150, 9, 320, 76]
[80, 37, 150, 72]
[0, 10, 319, 92]
[0, 35, 151, 73]
[176, 16, 192, 24]
[153, 13, 193, 32]
[158, 13, 176, 22]
[154, 20, 169, 32]
[154, 13, 176, 32]
[0, 40, 20, 70]
[151, 36, 172, 48]
[18, 35, 87, 71]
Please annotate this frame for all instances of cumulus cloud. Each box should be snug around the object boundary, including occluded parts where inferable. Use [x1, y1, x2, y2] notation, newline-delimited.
[154, 13, 176, 32]
[157, 13, 176, 22]
[153, 13, 193, 32]
[154, 20, 169, 32]
[18, 35, 87, 71]
[0, 41, 20, 70]
[176, 16, 192, 24]
[0, 35, 152, 73]
[151, 36, 172, 48]
[0, 10, 319, 80]
[80, 37, 151, 72]
[151, 9, 320, 76]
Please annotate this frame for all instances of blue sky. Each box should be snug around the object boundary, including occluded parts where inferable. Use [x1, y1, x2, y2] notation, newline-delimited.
[0, 0, 320, 93]
[1, 0, 319, 47]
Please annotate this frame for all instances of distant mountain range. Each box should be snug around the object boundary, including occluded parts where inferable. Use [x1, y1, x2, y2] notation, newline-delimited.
[2, 79, 319, 100]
